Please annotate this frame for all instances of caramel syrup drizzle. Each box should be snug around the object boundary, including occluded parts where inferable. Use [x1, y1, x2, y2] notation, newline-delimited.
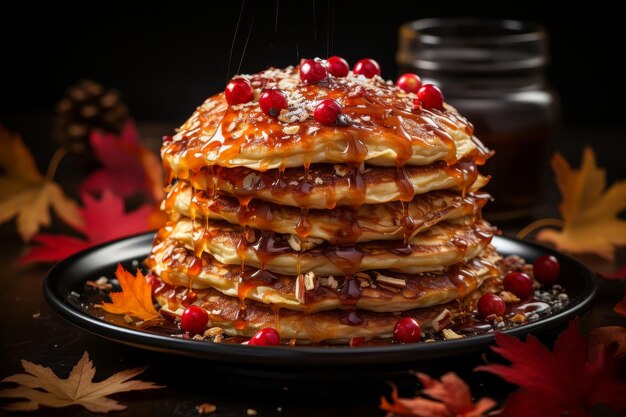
[159, 67, 492, 326]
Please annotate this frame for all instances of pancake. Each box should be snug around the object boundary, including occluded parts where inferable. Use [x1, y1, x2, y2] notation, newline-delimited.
[162, 66, 491, 177]
[165, 181, 490, 244]
[182, 161, 488, 209]
[157, 218, 495, 275]
[146, 60, 505, 345]
[154, 280, 497, 343]
[146, 237, 501, 313]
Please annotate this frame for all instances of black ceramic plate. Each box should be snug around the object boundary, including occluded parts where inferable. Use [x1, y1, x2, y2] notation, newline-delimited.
[44, 233, 597, 370]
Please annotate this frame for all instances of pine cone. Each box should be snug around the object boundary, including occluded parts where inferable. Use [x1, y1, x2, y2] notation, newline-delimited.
[54, 79, 129, 154]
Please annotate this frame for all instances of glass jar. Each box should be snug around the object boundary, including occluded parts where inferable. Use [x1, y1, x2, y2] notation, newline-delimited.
[397, 18, 560, 221]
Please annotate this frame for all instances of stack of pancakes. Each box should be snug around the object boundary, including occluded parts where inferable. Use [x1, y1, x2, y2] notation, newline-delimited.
[147, 65, 501, 343]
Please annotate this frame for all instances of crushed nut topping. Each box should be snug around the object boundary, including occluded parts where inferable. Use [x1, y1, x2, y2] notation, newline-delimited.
[287, 234, 301, 251]
[196, 403, 217, 414]
[378, 284, 401, 293]
[287, 234, 322, 251]
[282, 125, 300, 135]
[295, 274, 305, 302]
[244, 229, 257, 244]
[319, 275, 339, 289]
[375, 273, 407, 288]
[307, 126, 320, 135]
[500, 290, 521, 304]
[442, 329, 464, 340]
[86, 276, 113, 290]
[95, 276, 108, 285]
[334, 164, 350, 177]
[431, 309, 452, 332]
[511, 313, 527, 323]
[204, 327, 225, 337]
[304, 271, 316, 291]
[242, 173, 260, 190]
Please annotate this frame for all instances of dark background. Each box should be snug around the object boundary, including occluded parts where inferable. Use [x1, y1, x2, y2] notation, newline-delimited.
[1, 1, 625, 129]
[0, 5, 625, 417]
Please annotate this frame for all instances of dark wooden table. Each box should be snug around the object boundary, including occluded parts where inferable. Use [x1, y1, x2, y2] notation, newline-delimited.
[1, 118, 625, 416]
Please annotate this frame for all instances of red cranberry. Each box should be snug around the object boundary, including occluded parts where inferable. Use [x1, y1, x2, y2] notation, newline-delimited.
[393, 317, 421, 343]
[300, 59, 327, 83]
[224, 78, 253, 106]
[503, 272, 533, 299]
[349, 337, 365, 347]
[353, 58, 381, 78]
[417, 84, 444, 110]
[477, 294, 506, 319]
[145, 271, 158, 287]
[248, 327, 281, 346]
[327, 56, 350, 77]
[314, 99, 343, 125]
[180, 305, 208, 335]
[533, 255, 560, 284]
[396, 73, 422, 93]
[259, 89, 288, 117]
[412, 98, 423, 112]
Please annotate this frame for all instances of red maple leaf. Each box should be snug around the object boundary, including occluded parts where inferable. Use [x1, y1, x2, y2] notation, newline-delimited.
[594, 264, 626, 317]
[20, 190, 153, 263]
[477, 319, 626, 417]
[380, 372, 497, 417]
[80, 120, 164, 201]
[616, 282, 626, 318]
[597, 264, 626, 280]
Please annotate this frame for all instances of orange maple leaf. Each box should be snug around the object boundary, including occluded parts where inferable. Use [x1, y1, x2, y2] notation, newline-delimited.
[536, 147, 626, 261]
[100, 264, 159, 321]
[0, 351, 163, 413]
[0, 125, 83, 241]
[380, 372, 497, 417]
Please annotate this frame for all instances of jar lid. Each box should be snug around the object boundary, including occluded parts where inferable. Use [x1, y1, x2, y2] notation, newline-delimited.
[397, 18, 548, 72]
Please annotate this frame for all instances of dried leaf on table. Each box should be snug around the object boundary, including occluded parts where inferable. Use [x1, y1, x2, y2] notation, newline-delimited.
[0, 351, 163, 413]
[477, 318, 626, 417]
[100, 264, 159, 321]
[537, 147, 626, 261]
[20, 189, 153, 264]
[81, 120, 164, 201]
[0, 125, 83, 241]
[380, 372, 497, 417]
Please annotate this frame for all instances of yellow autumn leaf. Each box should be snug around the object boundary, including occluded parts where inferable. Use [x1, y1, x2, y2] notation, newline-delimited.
[0, 351, 163, 413]
[537, 147, 626, 260]
[0, 125, 83, 241]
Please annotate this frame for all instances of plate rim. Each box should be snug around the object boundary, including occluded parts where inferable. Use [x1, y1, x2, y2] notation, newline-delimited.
[43, 232, 598, 366]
